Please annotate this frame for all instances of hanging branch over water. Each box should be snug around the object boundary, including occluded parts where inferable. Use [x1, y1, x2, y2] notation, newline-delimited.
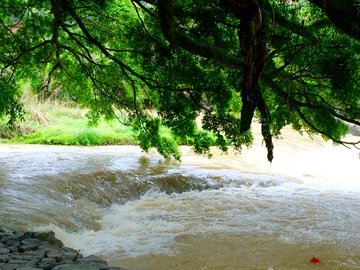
[219, 0, 274, 161]
[157, 0, 275, 161]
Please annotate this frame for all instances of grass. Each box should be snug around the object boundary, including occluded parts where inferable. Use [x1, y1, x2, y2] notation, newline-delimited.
[9, 119, 136, 146]
[0, 96, 137, 146]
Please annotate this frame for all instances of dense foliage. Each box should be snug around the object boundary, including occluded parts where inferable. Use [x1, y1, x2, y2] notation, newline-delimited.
[1, 0, 359, 161]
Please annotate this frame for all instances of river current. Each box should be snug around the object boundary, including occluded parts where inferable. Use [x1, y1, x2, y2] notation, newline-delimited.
[0, 126, 359, 269]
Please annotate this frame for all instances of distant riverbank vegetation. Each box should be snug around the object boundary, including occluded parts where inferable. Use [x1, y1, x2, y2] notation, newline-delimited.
[0, 84, 189, 154]
[0, 80, 216, 160]
[0, 87, 136, 146]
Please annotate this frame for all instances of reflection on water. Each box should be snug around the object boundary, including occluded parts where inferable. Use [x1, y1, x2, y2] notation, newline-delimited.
[0, 126, 359, 269]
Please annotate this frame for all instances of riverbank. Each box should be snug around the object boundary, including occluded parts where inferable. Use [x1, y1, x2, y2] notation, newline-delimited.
[0, 230, 126, 270]
[0, 108, 136, 147]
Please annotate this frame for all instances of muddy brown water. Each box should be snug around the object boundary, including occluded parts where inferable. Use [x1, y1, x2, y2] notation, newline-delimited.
[1, 126, 359, 269]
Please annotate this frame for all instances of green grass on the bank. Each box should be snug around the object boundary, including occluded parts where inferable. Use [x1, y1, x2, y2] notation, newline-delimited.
[0, 101, 137, 146]
[9, 119, 136, 146]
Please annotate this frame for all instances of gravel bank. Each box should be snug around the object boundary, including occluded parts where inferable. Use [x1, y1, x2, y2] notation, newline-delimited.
[0, 230, 126, 270]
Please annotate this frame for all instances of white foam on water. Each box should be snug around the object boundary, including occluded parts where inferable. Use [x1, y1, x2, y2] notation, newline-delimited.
[42, 170, 360, 261]
[40, 138, 360, 261]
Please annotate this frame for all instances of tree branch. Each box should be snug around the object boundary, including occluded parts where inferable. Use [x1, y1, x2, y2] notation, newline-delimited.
[275, 11, 320, 43]
[295, 107, 360, 149]
[262, 75, 360, 147]
[1, 40, 52, 74]
[157, 0, 243, 69]
[62, 1, 160, 89]
[307, 0, 360, 40]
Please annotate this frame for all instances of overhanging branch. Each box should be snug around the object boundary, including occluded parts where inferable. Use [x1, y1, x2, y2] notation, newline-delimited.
[307, 0, 360, 40]
[1, 40, 52, 74]
[296, 107, 360, 149]
[157, 0, 243, 69]
[62, 1, 160, 89]
[262, 75, 360, 148]
[275, 11, 320, 43]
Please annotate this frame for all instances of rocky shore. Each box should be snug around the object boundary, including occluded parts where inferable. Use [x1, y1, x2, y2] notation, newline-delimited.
[0, 230, 125, 270]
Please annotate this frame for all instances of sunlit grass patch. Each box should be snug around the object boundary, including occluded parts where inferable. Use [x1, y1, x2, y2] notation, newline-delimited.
[0, 93, 136, 146]
[7, 118, 136, 146]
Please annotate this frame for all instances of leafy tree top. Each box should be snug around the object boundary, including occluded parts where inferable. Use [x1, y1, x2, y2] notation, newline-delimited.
[1, 0, 359, 161]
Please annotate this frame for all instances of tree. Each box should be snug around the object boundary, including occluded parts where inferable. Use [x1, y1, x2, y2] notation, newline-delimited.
[1, 0, 359, 161]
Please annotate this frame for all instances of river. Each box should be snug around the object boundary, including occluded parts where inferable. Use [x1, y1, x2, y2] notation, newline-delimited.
[0, 126, 359, 269]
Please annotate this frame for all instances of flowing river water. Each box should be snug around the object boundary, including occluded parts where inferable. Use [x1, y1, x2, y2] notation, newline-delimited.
[0, 126, 359, 269]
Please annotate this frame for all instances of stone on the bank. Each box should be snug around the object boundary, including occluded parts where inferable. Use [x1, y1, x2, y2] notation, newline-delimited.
[60, 246, 82, 260]
[23, 249, 46, 260]
[52, 263, 100, 270]
[0, 255, 10, 263]
[32, 231, 64, 248]
[11, 254, 25, 260]
[46, 251, 64, 262]
[1, 237, 20, 247]
[77, 256, 109, 269]
[1, 264, 18, 270]
[0, 230, 128, 270]
[16, 267, 43, 270]
[7, 245, 18, 252]
[0, 247, 10, 254]
[7, 259, 32, 264]
[100, 266, 126, 270]
[21, 238, 43, 246]
[39, 258, 57, 270]
[19, 243, 40, 252]
[40, 244, 62, 254]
